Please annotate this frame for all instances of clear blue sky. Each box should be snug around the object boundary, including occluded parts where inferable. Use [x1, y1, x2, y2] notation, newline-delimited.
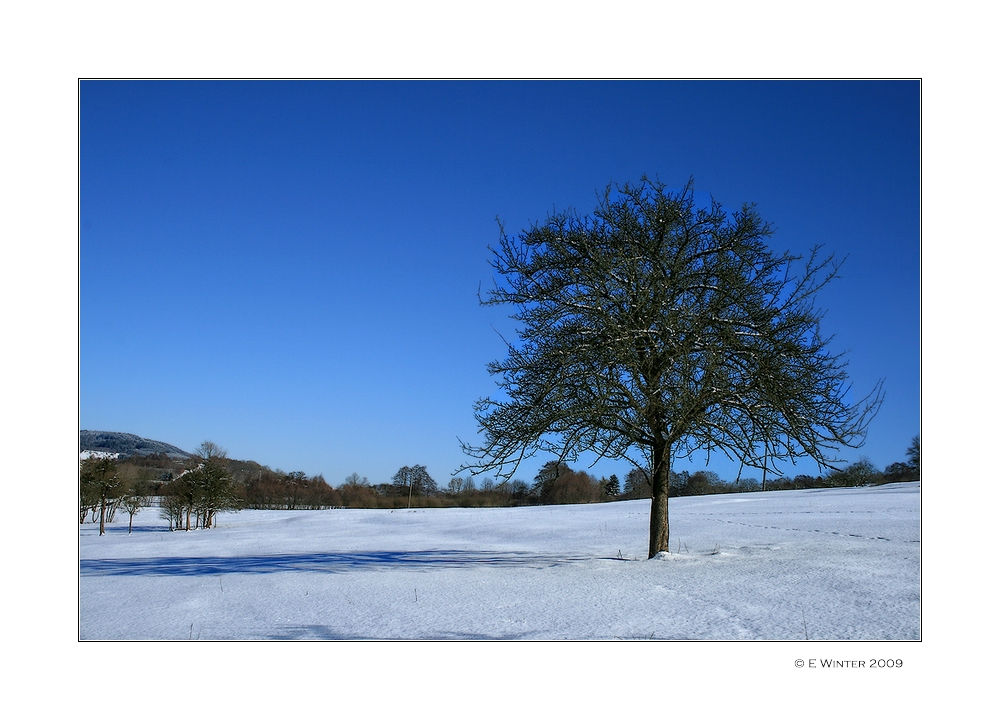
[80, 80, 919, 486]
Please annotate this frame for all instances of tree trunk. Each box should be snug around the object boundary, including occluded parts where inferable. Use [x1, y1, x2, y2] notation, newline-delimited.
[648, 441, 671, 558]
[99, 495, 106, 536]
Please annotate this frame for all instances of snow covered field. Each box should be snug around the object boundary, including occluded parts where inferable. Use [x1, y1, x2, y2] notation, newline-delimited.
[80, 483, 919, 640]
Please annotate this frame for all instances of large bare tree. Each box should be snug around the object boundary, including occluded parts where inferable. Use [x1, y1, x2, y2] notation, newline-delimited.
[461, 178, 883, 557]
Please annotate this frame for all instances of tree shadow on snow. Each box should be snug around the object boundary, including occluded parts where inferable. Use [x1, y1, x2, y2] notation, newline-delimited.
[264, 624, 539, 640]
[86, 524, 170, 535]
[80, 550, 601, 577]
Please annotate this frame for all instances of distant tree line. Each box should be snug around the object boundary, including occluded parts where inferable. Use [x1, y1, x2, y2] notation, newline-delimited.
[80, 437, 919, 529]
[80, 440, 358, 533]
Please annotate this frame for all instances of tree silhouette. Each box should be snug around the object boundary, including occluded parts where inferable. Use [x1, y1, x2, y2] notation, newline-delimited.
[462, 177, 883, 556]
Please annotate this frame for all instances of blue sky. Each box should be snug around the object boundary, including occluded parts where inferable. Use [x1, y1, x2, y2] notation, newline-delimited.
[80, 80, 919, 486]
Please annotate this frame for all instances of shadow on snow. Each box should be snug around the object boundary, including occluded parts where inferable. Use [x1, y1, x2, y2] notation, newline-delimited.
[80, 550, 604, 577]
[264, 624, 540, 641]
[82, 525, 171, 535]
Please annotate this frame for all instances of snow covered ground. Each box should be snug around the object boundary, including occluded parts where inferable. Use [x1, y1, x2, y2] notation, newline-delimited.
[80, 483, 919, 640]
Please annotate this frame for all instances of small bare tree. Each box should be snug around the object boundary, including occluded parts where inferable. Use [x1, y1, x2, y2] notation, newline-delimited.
[906, 436, 920, 477]
[120, 478, 151, 534]
[81, 457, 125, 536]
[392, 465, 437, 508]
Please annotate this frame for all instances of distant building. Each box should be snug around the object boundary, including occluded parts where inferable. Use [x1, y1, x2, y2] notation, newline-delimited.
[80, 450, 120, 460]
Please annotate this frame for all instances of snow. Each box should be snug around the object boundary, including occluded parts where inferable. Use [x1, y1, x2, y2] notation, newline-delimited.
[79, 450, 120, 460]
[80, 483, 919, 640]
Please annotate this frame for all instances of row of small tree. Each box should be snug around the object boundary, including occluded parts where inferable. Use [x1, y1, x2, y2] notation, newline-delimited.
[80, 441, 244, 534]
[365, 436, 920, 508]
[607, 436, 920, 499]
[326, 438, 919, 510]
[81, 437, 919, 529]
[241, 469, 340, 510]
[81, 440, 361, 534]
[80, 456, 153, 535]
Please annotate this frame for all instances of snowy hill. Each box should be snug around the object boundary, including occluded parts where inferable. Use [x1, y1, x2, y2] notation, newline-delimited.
[79, 430, 192, 459]
[79, 482, 919, 640]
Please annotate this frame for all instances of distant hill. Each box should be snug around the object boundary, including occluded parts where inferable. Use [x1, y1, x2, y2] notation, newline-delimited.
[79, 431, 192, 459]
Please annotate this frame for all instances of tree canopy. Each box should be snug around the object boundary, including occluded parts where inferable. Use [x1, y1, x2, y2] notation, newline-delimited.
[80, 456, 123, 536]
[392, 465, 437, 508]
[461, 177, 883, 556]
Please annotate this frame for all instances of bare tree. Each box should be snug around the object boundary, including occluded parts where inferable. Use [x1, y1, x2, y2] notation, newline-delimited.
[906, 436, 920, 476]
[120, 478, 151, 534]
[80, 468, 100, 524]
[195, 441, 227, 461]
[622, 468, 651, 500]
[192, 442, 240, 527]
[80, 457, 124, 536]
[163, 441, 240, 529]
[391, 465, 437, 508]
[159, 490, 186, 530]
[461, 177, 883, 557]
